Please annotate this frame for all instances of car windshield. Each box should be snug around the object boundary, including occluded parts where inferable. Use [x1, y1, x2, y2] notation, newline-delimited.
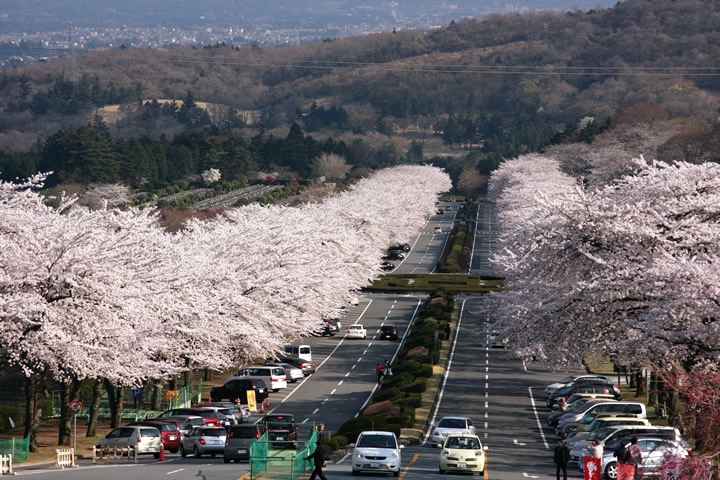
[446, 437, 480, 449]
[567, 400, 591, 412]
[559, 376, 574, 384]
[587, 428, 616, 441]
[357, 435, 396, 449]
[437, 418, 466, 429]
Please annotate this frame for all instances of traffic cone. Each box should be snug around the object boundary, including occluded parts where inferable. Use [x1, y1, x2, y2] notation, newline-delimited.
[265, 398, 270, 408]
[158, 444, 165, 461]
[260, 402, 265, 414]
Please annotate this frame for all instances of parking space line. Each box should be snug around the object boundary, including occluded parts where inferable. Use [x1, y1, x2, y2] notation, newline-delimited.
[528, 387, 549, 449]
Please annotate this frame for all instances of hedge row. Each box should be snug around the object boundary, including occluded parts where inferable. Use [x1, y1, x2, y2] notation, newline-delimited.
[334, 291, 455, 443]
[436, 224, 473, 273]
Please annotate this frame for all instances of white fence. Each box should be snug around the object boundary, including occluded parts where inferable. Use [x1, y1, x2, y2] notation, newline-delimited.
[0, 454, 14, 475]
[55, 448, 76, 469]
[92, 446, 137, 464]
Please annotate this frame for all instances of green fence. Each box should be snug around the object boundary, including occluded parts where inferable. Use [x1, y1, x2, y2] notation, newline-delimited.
[250, 427, 317, 480]
[0, 437, 29, 463]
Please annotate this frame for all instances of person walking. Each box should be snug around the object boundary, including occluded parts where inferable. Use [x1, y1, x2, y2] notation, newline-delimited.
[554, 439, 570, 480]
[315, 423, 325, 446]
[376, 363, 384, 383]
[383, 360, 392, 378]
[625, 437, 643, 480]
[305, 445, 328, 480]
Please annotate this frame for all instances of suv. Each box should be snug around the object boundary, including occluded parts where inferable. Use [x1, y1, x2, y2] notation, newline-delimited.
[379, 325, 398, 340]
[264, 414, 297, 448]
[210, 378, 269, 404]
[224, 423, 267, 463]
[96, 425, 162, 457]
[352, 431, 403, 476]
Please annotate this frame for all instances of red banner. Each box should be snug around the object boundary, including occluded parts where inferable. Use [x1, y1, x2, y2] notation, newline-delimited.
[618, 463, 636, 480]
[584, 457, 601, 480]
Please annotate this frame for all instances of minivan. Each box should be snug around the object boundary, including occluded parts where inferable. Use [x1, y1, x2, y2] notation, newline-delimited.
[283, 344, 312, 362]
[223, 423, 266, 463]
[227, 366, 288, 392]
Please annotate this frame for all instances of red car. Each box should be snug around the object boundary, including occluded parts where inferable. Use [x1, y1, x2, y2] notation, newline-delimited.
[130, 420, 182, 453]
[157, 408, 223, 427]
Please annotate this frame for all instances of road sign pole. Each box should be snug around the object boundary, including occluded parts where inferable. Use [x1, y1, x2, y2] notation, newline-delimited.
[73, 413, 77, 454]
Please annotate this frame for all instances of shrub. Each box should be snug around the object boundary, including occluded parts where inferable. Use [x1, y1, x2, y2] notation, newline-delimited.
[397, 394, 422, 408]
[417, 364, 433, 378]
[372, 387, 403, 404]
[392, 361, 421, 376]
[430, 350, 440, 364]
[332, 435, 348, 448]
[380, 372, 414, 390]
[338, 416, 393, 443]
[401, 406, 416, 423]
[401, 378, 428, 394]
[325, 439, 339, 451]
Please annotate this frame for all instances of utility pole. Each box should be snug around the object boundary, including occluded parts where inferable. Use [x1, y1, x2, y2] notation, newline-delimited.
[67, 23, 77, 83]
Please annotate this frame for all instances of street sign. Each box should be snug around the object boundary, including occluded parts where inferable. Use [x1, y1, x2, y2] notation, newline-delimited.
[69, 400, 82, 413]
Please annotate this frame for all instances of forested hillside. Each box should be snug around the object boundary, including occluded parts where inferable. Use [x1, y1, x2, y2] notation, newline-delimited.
[2, 0, 720, 189]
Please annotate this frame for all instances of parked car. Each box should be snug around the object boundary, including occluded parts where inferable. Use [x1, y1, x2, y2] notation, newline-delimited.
[352, 431, 403, 476]
[434, 226, 443, 234]
[347, 324, 367, 339]
[559, 411, 647, 438]
[264, 413, 297, 448]
[283, 344, 312, 362]
[158, 415, 205, 436]
[223, 423, 267, 463]
[128, 420, 182, 453]
[439, 433, 487, 475]
[200, 402, 251, 423]
[562, 416, 651, 441]
[557, 401, 647, 433]
[226, 366, 288, 392]
[264, 362, 304, 383]
[568, 425, 684, 465]
[277, 355, 316, 375]
[380, 262, 395, 271]
[390, 243, 411, 252]
[210, 378, 269, 404]
[579, 437, 692, 480]
[562, 393, 618, 409]
[96, 425, 162, 457]
[193, 406, 237, 426]
[488, 331, 509, 348]
[180, 426, 228, 458]
[547, 381, 621, 408]
[548, 398, 599, 427]
[157, 407, 225, 427]
[379, 324, 398, 340]
[430, 417, 476, 448]
[545, 375, 613, 396]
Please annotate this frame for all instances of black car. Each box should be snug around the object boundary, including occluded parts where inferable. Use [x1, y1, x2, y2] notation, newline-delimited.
[547, 380, 621, 408]
[380, 262, 395, 271]
[319, 318, 340, 336]
[379, 324, 398, 340]
[390, 243, 411, 252]
[210, 378, 269, 404]
[264, 413, 297, 448]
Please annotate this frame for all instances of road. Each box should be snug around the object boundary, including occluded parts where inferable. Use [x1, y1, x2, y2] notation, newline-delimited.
[469, 201, 497, 276]
[14, 200, 585, 479]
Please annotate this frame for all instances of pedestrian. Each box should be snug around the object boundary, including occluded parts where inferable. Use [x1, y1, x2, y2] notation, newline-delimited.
[316, 423, 325, 446]
[376, 363, 384, 383]
[305, 445, 328, 480]
[444, 322, 451, 340]
[383, 360, 392, 378]
[587, 439, 603, 459]
[624, 437, 643, 480]
[553, 439, 570, 480]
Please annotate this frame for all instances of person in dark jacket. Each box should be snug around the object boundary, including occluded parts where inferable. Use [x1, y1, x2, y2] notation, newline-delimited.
[554, 439, 570, 480]
[376, 363, 384, 383]
[305, 445, 328, 480]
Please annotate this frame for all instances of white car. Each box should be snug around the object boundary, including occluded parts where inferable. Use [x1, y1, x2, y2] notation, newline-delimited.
[96, 425, 163, 457]
[439, 433, 488, 475]
[430, 417, 476, 447]
[434, 226, 442, 234]
[352, 431, 403, 476]
[347, 324, 367, 339]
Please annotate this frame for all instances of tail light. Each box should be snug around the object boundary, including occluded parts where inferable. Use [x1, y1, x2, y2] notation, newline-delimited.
[256, 430, 260, 439]
[137, 432, 142, 443]
[200, 438, 206, 445]
[688, 450, 693, 457]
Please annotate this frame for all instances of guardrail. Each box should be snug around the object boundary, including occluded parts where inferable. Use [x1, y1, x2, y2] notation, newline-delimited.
[0, 454, 14, 475]
[54, 448, 77, 469]
[92, 446, 137, 464]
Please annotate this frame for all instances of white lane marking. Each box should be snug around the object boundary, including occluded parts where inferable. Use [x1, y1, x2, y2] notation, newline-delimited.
[486, 367, 489, 372]
[313, 408, 319, 414]
[422, 299, 467, 445]
[363, 350, 367, 355]
[166, 469, 184, 475]
[485, 374, 488, 380]
[485, 392, 488, 397]
[514, 439, 527, 446]
[331, 389, 336, 395]
[322, 398, 328, 404]
[372, 335, 377, 339]
[345, 372, 350, 377]
[528, 387, 549, 449]
[485, 383, 488, 389]
[484, 422, 488, 428]
[279, 299, 373, 405]
[390, 304, 395, 309]
[351, 365, 356, 370]
[336, 452, 352, 464]
[368, 342, 373, 347]
[485, 402, 488, 408]
[485, 412, 488, 418]
[522, 474, 539, 478]
[486, 359, 489, 365]
[358, 357, 362, 362]
[338, 380, 344, 386]
[302, 418, 309, 424]
[484, 432, 488, 439]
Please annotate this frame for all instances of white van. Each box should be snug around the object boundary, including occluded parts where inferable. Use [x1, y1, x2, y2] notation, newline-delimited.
[283, 344, 312, 362]
[226, 366, 287, 392]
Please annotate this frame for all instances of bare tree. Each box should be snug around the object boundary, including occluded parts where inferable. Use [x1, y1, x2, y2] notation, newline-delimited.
[311, 153, 352, 180]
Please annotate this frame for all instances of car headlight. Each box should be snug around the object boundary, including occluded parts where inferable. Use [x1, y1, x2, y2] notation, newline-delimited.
[475, 451, 484, 457]
[389, 452, 398, 459]
[442, 451, 449, 456]
[355, 452, 363, 460]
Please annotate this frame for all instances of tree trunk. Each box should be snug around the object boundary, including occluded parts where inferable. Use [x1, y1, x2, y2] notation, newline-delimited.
[58, 379, 82, 446]
[23, 375, 43, 452]
[103, 379, 125, 428]
[183, 358, 192, 387]
[667, 388, 680, 426]
[86, 378, 103, 437]
[635, 370, 646, 397]
[203, 368, 212, 381]
[168, 376, 177, 391]
[648, 372, 658, 407]
[151, 381, 162, 411]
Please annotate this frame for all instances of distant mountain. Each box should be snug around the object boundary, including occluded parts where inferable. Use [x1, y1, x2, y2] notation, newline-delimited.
[1, 0, 618, 31]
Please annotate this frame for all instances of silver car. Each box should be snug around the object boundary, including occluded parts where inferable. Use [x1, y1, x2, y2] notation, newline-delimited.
[96, 425, 162, 457]
[430, 417, 476, 447]
[180, 426, 228, 458]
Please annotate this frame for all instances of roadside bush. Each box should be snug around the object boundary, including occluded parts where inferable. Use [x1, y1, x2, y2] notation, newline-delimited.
[430, 350, 440, 364]
[337, 416, 400, 443]
[380, 372, 413, 390]
[397, 394, 422, 408]
[392, 361, 421, 376]
[332, 435, 348, 448]
[325, 439, 339, 451]
[417, 364, 433, 378]
[401, 378, 428, 394]
[401, 406, 416, 423]
[373, 387, 403, 403]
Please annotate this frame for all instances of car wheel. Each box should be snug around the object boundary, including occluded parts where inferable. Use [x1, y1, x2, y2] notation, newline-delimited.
[606, 462, 618, 480]
[211, 453, 216, 458]
[439, 467, 445, 474]
[169, 448, 178, 454]
[273, 389, 279, 392]
[194, 446, 202, 458]
[153, 452, 161, 459]
[180, 445, 187, 458]
[393, 471, 399, 477]
[223, 457, 230, 463]
[352, 469, 359, 476]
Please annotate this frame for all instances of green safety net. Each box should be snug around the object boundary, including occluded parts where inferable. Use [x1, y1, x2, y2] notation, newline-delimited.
[0, 437, 29, 463]
[250, 427, 317, 479]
